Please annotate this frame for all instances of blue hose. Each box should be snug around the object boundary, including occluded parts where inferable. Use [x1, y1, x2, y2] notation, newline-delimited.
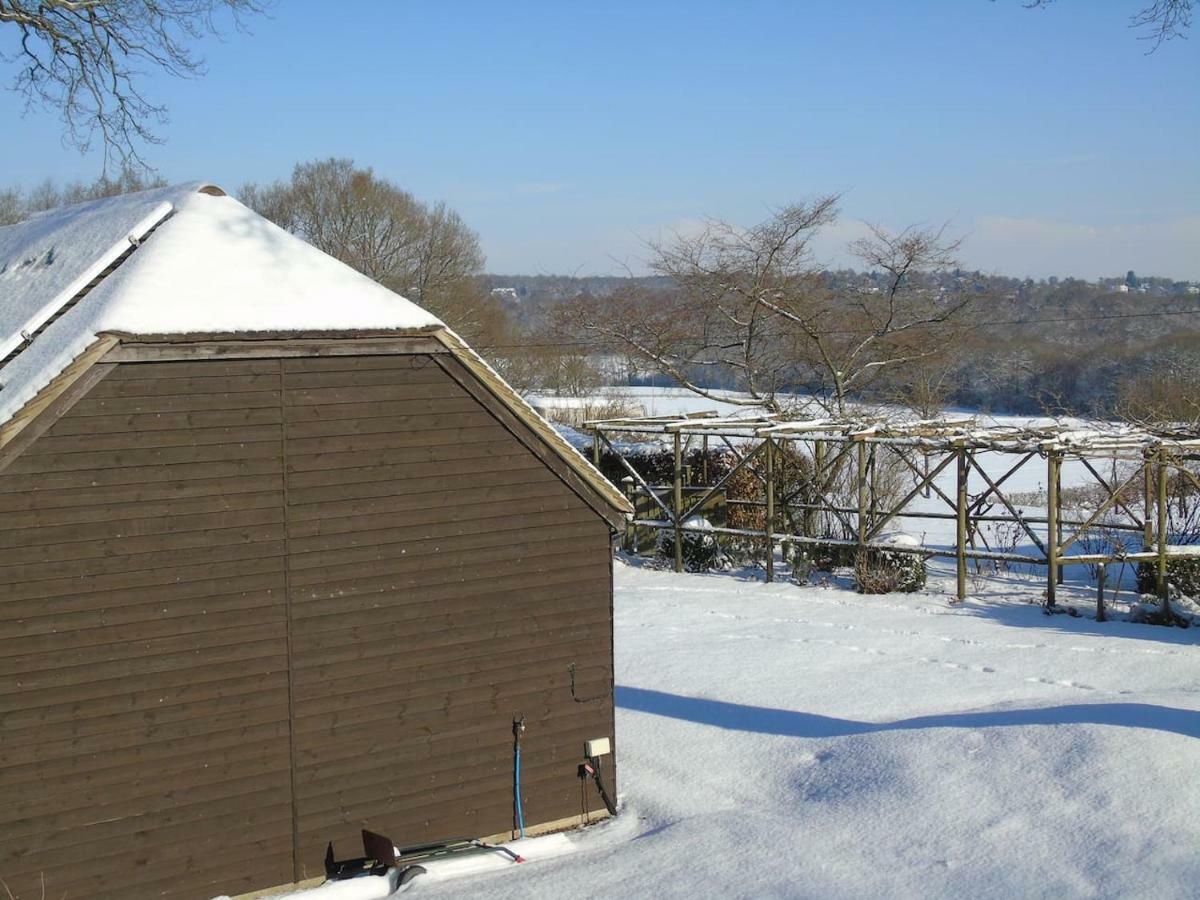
[513, 718, 526, 838]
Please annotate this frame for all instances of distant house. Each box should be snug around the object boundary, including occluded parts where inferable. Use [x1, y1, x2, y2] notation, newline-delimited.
[0, 185, 630, 899]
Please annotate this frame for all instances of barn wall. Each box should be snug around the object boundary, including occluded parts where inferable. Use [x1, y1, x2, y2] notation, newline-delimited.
[280, 354, 615, 880]
[0, 359, 294, 900]
[0, 350, 616, 898]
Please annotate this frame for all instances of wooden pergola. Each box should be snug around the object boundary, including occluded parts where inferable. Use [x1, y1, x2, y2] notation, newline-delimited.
[585, 412, 1200, 609]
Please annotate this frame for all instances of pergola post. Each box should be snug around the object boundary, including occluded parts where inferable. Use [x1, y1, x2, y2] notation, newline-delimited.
[1056, 457, 1065, 585]
[1157, 448, 1170, 613]
[856, 439, 868, 550]
[956, 445, 969, 602]
[1143, 450, 1155, 550]
[1046, 450, 1060, 607]
[810, 439, 825, 537]
[765, 436, 775, 583]
[673, 431, 683, 573]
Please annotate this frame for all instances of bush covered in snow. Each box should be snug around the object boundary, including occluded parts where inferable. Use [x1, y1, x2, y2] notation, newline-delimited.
[655, 517, 730, 573]
[1135, 547, 1200, 599]
[853, 534, 927, 594]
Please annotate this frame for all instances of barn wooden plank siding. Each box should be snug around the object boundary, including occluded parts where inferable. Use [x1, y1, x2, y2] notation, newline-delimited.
[0, 348, 618, 899]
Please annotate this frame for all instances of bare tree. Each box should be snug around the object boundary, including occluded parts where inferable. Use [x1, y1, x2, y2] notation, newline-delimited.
[0, 0, 266, 168]
[0, 165, 166, 225]
[1010, 0, 1191, 49]
[564, 199, 974, 415]
[241, 159, 502, 344]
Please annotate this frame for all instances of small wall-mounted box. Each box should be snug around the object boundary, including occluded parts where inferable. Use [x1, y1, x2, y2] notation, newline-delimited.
[585, 737, 611, 758]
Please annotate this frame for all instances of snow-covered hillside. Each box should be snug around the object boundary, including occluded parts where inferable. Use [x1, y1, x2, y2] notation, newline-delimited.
[413, 560, 1200, 900]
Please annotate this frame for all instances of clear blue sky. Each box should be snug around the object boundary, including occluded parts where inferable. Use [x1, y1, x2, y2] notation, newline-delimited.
[2, 0, 1197, 278]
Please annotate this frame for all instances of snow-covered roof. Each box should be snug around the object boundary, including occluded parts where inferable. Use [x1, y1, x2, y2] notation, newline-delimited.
[0, 183, 441, 426]
[0, 183, 632, 521]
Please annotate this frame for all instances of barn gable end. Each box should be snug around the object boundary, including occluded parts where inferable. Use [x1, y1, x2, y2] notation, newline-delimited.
[0, 186, 629, 898]
[0, 340, 618, 898]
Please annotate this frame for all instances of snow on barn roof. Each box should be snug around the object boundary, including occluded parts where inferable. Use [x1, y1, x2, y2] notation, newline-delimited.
[0, 183, 632, 520]
[0, 183, 441, 426]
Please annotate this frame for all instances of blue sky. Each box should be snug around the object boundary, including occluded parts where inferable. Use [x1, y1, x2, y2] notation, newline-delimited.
[2, 0, 1197, 278]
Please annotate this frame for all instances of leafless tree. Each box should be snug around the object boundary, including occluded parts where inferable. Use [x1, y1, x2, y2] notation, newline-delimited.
[1012, 0, 1191, 50]
[564, 198, 974, 415]
[0, 165, 166, 225]
[241, 159, 503, 344]
[0, 0, 266, 168]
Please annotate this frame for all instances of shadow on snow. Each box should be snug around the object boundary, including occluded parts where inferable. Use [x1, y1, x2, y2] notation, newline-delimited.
[616, 686, 1200, 740]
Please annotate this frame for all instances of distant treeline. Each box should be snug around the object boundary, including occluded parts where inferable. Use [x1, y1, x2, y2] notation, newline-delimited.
[480, 272, 1200, 417]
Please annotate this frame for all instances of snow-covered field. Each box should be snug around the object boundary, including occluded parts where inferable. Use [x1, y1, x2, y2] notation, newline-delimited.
[409, 559, 1200, 900]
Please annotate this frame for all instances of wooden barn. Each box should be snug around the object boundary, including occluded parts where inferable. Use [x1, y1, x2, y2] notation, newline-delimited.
[0, 184, 630, 898]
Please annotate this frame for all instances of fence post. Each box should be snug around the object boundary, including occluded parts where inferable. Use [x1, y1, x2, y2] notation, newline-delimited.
[673, 431, 683, 573]
[702, 434, 709, 484]
[856, 439, 868, 551]
[956, 445, 968, 602]
[1046, 450, 1060, 607]
[1056, 457, 1065, 585]
[1142, 450, 1154, 550]
[765, 436, 775, 583]
[621, 476, 635, 553]
[1096, 562, 1107, 622]
[592, 428, 601, 468]
[1158, 448, 1170, 615]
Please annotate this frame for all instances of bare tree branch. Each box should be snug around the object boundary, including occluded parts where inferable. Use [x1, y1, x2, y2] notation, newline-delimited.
[0, 0, 268, 169]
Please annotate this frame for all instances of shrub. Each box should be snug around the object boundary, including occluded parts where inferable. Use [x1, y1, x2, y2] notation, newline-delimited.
[805, 541, 858, 572]
[853, 534, 927, 594]
[1135, 549, 1200, 598]
[655, 517, 730, 573]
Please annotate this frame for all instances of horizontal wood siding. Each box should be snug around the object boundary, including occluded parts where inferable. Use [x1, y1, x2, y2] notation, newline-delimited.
[281, 354, 615, 880]
[0, 360, 294, 900]
[0, 348, 616, 897]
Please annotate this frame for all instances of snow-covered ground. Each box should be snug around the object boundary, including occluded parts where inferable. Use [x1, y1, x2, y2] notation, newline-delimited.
[408, 559, 1200, 900]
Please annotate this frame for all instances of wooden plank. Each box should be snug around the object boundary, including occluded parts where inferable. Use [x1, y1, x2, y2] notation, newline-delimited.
[43, 405, 283, 437]
[0, 525, 286, 586]
[282, 353, 447, 374]
[0, 574, 283, 636]
[0, 721, 292, 791]
[106, 358, 283, 379]
[0, 472, 283, 509]
[4, 433, 282, 475]
[0, 628, 289, 696]
[67, 389, 282, 417]
[0, 458, 283, 496]
[282, 382, 469, 407]
[1, 505, 284, 557]
[286, 479, 570, 522]
[91, 372, 284, 398]
[0, 544, 285, 604]
[0, 489, 282, 535]
[26, 422, 283, 455]
[285, 492, 584, 539]
[289, 558, 607, 622]
[287, 504, 596, 556]
[0, 676, 290, 746]
[285, 463, 551, 508]
[290, 582, 607, 655]
[287, 519, 602, 578]
[103, 337, 445, 361]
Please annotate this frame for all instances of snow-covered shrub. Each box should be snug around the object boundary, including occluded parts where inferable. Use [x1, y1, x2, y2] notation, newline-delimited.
[853, 534, 927, 594]
[1135, 548, 1200, 599]
[655, 517, 730, 572]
